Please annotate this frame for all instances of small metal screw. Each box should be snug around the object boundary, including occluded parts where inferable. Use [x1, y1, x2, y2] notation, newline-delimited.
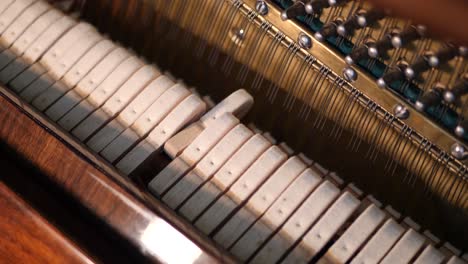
[428, 55, 439, 67]
[357, 15, 367, 27]
[230, 27, 246, 45]
[256, 1, 269, 15]
[459, 46, 468, 57]
[368, 46, 379, 58]
[393, 104, 409, 119]
[298, 32, 312, 49]
[343, 67, 357, 82]
[235, 28, 246, 40]
[377, 78, 387, 88]
[451, 143, 467, 160]
[443, 90, 456, 104]
[455, 125, 465, 138]
[405, 67, 415, 80]
[345, 55, 354, 65]
[314, 31, 325, 42]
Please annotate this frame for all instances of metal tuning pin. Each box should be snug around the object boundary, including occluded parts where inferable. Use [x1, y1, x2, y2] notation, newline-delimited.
[455, 120, 468, 138]
[377, 65, 405, 88]
[305, 0, 330, 15]
[404, 55, 431, 80]
[356, 8, 385, 28]
[367, 33, 393, 59]
[338, 8, 385, 37]
[443, 73, 468, 103]
[345, 39, 374, 65]
[281, 1, 306, 21]
[337, 15, 359, 37]
[328, 0, 348, 7]
[391, 25, 426, 49]
[405, 45, 458, 80]
[415, 87, 443, 112]
[427, 44, 458, 67]
[459, 46, 468, 57]
[345, 45, 368, 65]
[314, 19, 341, 42]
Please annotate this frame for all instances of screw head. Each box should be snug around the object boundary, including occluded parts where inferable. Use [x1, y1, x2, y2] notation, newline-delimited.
[343, 67, 357, 82]
[455, 125, 465, 138]
[256, 1, 268, 15]
[345, 55, 354, 65]
[391, 35, 403, 49]
[405, 67, 415, 79]
[280, 11, 288, 21]
[393, 104, 409, 119]
[451, 143, 467, 160]
[357, 15, 367, 27]
[428, 55, 439, 67]
[314, 31, 325, 42]
[443, 90, 456, 104]
[459, 46, 468, 57]
[415, 101, 425, 112]
[377, 78, 387, 88]
[305, 3, 314, 14]
[368, 46, 379, 58]
[235, 28, 246, 40]
[298, 32, 312, 49]
[416, 24, 427, 36]
[337, 24, 347, 36]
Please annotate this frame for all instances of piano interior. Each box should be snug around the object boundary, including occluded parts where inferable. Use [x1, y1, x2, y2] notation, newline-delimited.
[0, 0, 467, 263]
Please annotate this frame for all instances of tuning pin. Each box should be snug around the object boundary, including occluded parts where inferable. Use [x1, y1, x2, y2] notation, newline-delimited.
[459, 46, 468, 57]
[338, 8, 385, 37]
[328, 0, 348, 7]
[455, 120, 468, 138]
[314, 19, 341, 41]
[337, 16, 359, 37]
[377, 66, 405, 88]
[345, 46, 368, 65]
[345, 42, 372, 65]
[415, 87, 443, 112]
[427, 45, 458, 67]
[404, 56, 430, 80]
[368, 33, 393, 59]
[281, 1, 306, 21]
[443, 73, 468, 103]
[405, 45, 458, 80]
[391, 25, 426, 49]
[305, 0, 329, 15]
[356, 8, 385, 27]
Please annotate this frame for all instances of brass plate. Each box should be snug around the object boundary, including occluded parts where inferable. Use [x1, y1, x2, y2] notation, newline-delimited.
[243, 0, 468, 171]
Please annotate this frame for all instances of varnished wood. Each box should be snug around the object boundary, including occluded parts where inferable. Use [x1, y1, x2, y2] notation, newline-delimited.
[0, 182, 94, 264]
[0, 88, 231, 263]
[0, 142, 155, 263]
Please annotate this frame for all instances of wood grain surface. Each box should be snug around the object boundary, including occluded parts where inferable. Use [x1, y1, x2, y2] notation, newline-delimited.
[0, 182, 94, 264]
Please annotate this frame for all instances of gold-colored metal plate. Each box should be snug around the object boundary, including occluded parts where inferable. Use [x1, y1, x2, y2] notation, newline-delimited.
[243, 0, 467, 169]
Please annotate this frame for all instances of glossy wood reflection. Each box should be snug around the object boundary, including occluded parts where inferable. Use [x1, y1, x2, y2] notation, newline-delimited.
[0, 182, 94, 264]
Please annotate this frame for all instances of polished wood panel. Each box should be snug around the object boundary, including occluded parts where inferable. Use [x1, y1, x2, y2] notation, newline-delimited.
[0, 143, 153, 263]
[0, 182, 94, 264]
[0, 88, 229, 263]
